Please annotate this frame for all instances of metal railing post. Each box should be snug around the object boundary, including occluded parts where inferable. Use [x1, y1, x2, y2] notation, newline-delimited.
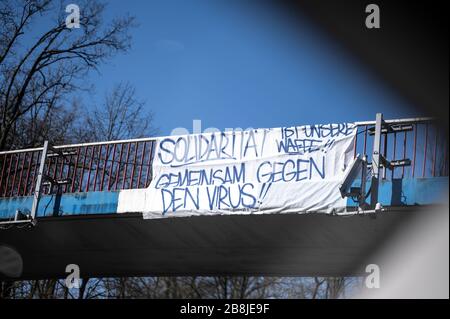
[370, 113, 383, 209]
[30, 141, 49, 223]
[359, 155, 368, 209]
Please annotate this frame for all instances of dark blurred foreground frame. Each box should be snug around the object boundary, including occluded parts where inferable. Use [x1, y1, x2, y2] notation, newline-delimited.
[273, 0, 448, 131]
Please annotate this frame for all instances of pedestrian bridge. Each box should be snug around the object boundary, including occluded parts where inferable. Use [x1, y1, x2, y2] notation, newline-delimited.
[0, 115, 448, 279]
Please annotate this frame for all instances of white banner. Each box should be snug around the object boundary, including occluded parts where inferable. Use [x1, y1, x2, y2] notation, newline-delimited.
[117, 123, 357, 218]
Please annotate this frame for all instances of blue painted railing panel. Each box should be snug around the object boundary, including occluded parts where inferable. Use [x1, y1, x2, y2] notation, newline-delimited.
[0, 177, 447, 219]
[0, 191, 119, 219]
[346, 176, 448, 207]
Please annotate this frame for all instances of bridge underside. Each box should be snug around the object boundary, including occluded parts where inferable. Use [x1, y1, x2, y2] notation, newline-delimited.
[0, 206, 432, 280]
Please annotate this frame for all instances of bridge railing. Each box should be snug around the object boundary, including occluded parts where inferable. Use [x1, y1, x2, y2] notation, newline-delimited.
[353, 117, 448, 181]
[0, 138, 157, 198]
[0, 117, 448, 199]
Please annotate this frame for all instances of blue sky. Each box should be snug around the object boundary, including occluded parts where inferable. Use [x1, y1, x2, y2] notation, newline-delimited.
[82, 0, 420, 136]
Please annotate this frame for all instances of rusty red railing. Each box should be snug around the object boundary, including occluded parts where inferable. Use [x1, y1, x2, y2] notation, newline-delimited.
[353, 118, 448, 180]
[0, 117, 448, 199]
[0, 138, 156, 198]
